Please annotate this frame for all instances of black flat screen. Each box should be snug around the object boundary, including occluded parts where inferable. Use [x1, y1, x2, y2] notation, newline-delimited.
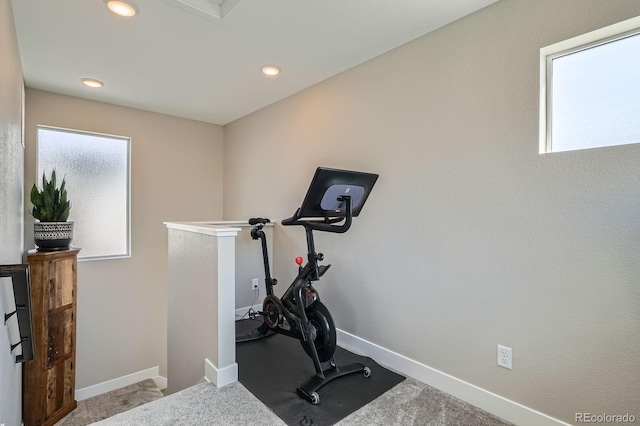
[297, 167, 378, 218]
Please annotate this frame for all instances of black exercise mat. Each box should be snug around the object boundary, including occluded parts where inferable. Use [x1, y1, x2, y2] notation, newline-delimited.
[236, 329, 405, 426]
[236, 318, 275, 343]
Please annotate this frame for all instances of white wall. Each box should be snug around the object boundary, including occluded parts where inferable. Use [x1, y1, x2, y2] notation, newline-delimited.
[223, 0, 640, 423]
[24, 90, 224, 389]
[0, 1, 24, 424]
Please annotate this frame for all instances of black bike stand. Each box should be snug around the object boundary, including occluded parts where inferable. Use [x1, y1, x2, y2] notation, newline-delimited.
[297, 358, 371, 405]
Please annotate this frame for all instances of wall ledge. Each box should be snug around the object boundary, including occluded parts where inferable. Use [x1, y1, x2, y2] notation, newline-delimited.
[164, 221, 241, 237]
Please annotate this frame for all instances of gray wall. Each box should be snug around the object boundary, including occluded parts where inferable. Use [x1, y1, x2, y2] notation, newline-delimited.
[24, 90, 224, 389]
[0, 1, 24, 424]
[223, 0, 640, 423]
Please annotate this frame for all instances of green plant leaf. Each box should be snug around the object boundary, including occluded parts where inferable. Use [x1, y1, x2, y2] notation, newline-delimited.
[42, 187, 52, 208]
[30, 184, 41, 207]
[31, 170, 71, 222]
[59, 204, 70, 222]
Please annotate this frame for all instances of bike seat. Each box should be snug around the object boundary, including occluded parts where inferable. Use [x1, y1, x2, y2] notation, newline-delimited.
[249, 217, 270, 225]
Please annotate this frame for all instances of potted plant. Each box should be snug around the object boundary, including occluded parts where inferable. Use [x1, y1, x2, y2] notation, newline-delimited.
[30, 170, 74, 251]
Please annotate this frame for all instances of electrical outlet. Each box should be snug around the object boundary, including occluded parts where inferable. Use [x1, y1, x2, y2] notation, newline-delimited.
[251, 278, 259, 291]
[497, 344, 512, 369]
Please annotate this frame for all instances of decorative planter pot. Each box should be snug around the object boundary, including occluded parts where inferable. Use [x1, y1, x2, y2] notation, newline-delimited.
[34, 221, 74, 251]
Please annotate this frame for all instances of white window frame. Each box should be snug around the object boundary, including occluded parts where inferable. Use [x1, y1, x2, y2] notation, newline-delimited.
[36, 125, 132, 261]
[539, 15, 640, 154]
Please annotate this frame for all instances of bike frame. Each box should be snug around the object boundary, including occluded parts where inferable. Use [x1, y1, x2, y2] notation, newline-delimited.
[251, 197, 352, 370]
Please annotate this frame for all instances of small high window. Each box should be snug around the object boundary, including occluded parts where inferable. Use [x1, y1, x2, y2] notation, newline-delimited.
[36, 126, 131, 260]
[540, 16, 640, 153]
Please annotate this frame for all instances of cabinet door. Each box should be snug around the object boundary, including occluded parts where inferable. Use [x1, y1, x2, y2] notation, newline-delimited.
[49, 258, 75, 310]
[48, 309, 74, 366]
[45, 358, 75, 418]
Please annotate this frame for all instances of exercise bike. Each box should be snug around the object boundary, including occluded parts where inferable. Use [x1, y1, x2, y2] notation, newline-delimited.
[246, 167, 378, 405]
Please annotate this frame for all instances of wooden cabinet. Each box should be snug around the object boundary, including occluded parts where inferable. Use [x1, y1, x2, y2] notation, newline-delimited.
[24, 248, 80, 426]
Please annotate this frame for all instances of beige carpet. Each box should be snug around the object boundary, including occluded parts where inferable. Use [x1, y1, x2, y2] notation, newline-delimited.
[56, 379, 163, 426]
[94, 381, 286, 426]
[92, 378, 512, 426]
[58, 376, 512, 425]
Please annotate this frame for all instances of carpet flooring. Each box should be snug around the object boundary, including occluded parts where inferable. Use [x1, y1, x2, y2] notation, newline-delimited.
[56, 379, 163, 426]
[337, 377, 512, 426]
[93, 381, 286, 426]
[93, 377, 512, 425]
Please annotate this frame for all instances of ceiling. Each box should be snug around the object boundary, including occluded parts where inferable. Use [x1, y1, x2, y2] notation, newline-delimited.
[11, 0, 498, 125]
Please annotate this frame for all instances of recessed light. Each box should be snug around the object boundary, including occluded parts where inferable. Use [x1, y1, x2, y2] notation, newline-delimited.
[105, 0, 138, 17]
[261, 66, 280, 76]
[81, 78, 104, 88]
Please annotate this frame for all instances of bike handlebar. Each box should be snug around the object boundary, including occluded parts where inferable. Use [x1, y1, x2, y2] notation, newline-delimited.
[281, 196, 353, 234]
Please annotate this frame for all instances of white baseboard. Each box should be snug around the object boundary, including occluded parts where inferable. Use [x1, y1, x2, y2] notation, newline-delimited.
[204, 358, 237, 387]
[75, 366, 167, 401]
[153, 375, 168, 391]
[336, 329, 570, 426]
[235, 303, 262, 319]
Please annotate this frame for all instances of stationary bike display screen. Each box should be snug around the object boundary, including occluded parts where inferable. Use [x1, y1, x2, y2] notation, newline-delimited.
[320, 185, 365, 213]
[298, 167, 378, 218]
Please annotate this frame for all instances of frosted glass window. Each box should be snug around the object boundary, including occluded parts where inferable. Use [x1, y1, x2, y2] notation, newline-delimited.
[540, 18, 640, 153]
[37, 126, 131, 260]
